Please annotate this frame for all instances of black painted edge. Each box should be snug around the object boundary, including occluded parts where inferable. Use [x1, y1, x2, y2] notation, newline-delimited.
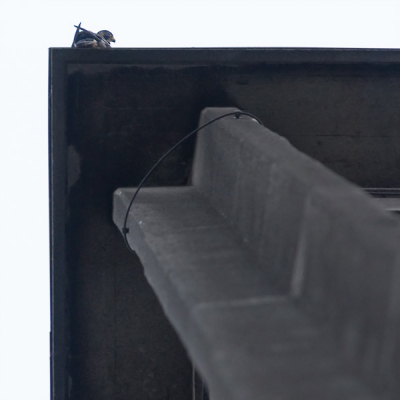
[49, 47, 400, 66]
[49, 48, 69, 400]
[48, 46, 400, 400]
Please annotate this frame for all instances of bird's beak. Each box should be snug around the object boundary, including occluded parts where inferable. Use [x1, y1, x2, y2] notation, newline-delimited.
[110, 36, 116, 43]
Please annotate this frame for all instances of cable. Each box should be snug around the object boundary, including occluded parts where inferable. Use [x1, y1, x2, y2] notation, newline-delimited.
[122, 111, 264, 253]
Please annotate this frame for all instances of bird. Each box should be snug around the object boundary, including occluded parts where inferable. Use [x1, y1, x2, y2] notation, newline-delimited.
[73, 26, 116, 48]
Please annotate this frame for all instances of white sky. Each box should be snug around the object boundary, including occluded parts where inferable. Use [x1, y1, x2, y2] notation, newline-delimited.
[1, 0, 400, 399]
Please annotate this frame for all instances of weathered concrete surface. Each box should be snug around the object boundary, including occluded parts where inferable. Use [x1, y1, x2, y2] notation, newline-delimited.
[113, 187, 378, 400]
[114, 108, 400, 398]
[373, 197, 400, 212]
[193, 108, 400, 395]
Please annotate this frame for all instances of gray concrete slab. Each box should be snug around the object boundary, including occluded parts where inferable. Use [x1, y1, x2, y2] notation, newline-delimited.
[114, 186, 382, 399]
[374, 197, 400, 212]
[193, 108, 400, 394]
[113, 187, 279, 311]
[113, 107, 400, 398]
[193, 108, 400, 291]
[192, 301, 378, 400]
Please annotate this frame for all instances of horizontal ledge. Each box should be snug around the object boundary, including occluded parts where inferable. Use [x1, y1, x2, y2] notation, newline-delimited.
[113, 186, 377, 400]
[50, 47, 400, 65]
[112, 107, 400, 398]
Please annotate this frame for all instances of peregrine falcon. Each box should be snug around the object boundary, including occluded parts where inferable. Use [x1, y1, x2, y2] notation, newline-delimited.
[72, 24, 116, 48]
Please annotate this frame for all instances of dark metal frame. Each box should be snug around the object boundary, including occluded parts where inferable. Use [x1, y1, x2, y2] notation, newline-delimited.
[49, 47, 400, 400]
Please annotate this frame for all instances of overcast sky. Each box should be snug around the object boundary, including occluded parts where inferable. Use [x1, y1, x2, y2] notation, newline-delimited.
[1, 0, 400, 399]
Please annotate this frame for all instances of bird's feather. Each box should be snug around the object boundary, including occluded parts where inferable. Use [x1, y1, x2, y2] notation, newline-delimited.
[72, 25, 114, 48]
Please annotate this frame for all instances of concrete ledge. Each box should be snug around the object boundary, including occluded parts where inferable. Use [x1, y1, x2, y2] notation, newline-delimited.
[113, 108, 400, 398]
[193, 108, 400, 393]
[113, 187, 377, 400]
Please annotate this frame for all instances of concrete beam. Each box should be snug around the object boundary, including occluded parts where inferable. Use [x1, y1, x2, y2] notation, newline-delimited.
[114, 108, 400, 399]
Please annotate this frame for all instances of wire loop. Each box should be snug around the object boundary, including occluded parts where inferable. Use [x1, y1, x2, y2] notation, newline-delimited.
[122, 111, 263, 252]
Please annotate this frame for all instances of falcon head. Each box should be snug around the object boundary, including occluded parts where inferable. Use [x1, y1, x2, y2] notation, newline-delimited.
[97, 30, 116, 44]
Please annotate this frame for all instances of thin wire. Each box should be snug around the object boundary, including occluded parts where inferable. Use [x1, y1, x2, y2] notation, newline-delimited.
[122, 111, 263, 252]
